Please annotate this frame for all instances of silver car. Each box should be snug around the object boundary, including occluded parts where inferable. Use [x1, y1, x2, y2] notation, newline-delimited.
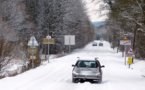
[72, 59, 105, 83]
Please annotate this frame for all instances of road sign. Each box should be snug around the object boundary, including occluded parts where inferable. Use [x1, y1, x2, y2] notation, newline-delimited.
[127, 48, 134, 57]
[30, 55, 36, 59]
[128, 56, 133, 68]
[27, 36, 39, 47]
[27, 36, 39, 68]
[123, 36, 128, 41]
[28, 48, 37, 54]
[128, 57, 133, 64]
[64, 35, 75, 45]
[46, 35, 51, 39]
[128, 48, 133, 54]
[43, 38, 55, 44]
[120, 40, 131, 45]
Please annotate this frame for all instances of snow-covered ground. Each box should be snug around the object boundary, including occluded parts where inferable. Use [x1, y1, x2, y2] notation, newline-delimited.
[0, 40, 145, 90]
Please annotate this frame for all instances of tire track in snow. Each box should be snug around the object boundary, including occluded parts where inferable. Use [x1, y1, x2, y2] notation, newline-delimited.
[15, 61, 76, 90]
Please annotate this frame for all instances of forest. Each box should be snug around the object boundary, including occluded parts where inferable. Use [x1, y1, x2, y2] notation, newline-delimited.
[103, 0, 145, 59]
[0, 0, 94, 71]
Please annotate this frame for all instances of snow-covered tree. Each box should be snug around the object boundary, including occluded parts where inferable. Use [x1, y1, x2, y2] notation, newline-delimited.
[25, 0, 94, 53]
[0, 0, 94, 70]
[104, 0, 145, 58]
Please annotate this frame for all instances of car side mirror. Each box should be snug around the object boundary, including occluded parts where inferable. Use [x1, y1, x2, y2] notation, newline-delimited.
[95, 57, 99, 60]
[101, 65, 105, 68]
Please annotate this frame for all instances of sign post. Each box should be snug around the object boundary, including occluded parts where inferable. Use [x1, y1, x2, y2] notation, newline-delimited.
[27, 36, 39, 68]
[42, 35, 55, 63]
[120, 37, 131, 65]
[46, 35, 51, 63]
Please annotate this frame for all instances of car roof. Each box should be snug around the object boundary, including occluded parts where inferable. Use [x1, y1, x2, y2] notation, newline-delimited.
[77, 59, 98, 62]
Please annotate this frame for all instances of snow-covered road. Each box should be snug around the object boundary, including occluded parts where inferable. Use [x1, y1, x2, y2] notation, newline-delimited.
[0, 41, 145, 90]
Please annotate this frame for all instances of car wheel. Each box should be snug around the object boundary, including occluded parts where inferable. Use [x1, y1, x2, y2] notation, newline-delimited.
[72, 78, 78, 83]
[98, 76, 102, 83]
[80, 79, 85, 83]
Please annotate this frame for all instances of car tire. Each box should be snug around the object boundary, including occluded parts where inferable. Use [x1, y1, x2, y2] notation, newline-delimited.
[72, 78, 78, 83]
[80, 79, 85, 83]
[98, 76, 102, 83]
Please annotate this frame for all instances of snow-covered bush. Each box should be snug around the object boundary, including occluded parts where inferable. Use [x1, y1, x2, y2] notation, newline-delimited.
[0, 58, 29, 78]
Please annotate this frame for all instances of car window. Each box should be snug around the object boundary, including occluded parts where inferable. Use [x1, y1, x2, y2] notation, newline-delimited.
[77, 61, 98, 68]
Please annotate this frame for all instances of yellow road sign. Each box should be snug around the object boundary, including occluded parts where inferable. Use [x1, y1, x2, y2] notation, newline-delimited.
[128, 57, 133, 64]
[124, 36, 128, 41]
[43, 38, 55, 44]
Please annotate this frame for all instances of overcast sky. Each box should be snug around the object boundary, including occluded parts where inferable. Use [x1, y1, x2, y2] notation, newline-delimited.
[83, 0, 109, 22]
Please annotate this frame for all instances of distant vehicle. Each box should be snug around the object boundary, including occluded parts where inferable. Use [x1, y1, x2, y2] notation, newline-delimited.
[99, 42, 103, 46]
[92, 42, 97, 46]
[72, 58, 105, 83]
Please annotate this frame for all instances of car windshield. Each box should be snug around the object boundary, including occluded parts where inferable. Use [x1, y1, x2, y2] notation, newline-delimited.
[77, 61, 98, 68]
